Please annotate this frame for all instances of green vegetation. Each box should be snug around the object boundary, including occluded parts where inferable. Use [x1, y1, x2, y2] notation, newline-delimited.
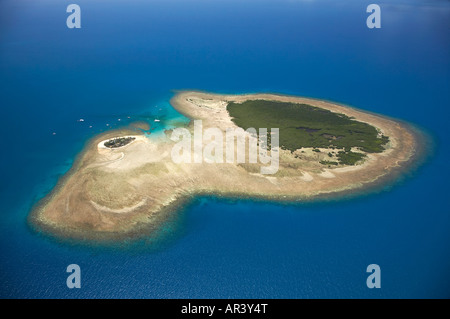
[336, 151, 366, 165]
[104, 137, 135, 148]
[227, 100, 389, 165]
[319, 160, 339, 166]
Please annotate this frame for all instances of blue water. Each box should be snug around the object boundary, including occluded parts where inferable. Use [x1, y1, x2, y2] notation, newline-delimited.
[0, 0, 449, 298]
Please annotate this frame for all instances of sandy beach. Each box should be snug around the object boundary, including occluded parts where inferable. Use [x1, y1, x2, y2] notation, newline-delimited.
[29, 91, 424, 241]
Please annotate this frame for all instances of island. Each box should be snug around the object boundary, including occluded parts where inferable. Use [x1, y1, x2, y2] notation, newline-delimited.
[104, 137, 136, 149]
[29, 91, 423, 241]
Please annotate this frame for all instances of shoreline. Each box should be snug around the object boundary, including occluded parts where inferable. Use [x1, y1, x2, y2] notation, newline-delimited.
[28, 91, 429, 243]
[28, 128, 149, 242]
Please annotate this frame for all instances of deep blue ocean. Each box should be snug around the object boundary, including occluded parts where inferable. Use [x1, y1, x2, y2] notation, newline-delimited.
[0, 0, 449, 298]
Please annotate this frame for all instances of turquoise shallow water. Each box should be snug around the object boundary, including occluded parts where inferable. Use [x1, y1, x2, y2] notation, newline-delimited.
[0, 0, 449, 298]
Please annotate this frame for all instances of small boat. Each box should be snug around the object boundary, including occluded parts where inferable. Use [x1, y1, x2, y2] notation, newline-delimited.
[154, 119, 160, 122]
